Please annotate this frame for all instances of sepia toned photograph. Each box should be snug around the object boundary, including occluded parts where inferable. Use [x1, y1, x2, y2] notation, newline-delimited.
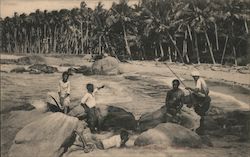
[0, 0, 250, 157]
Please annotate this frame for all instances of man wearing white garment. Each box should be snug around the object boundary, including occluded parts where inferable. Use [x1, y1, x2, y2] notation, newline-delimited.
[185, 70, 211, 135]
[80, 83, 104, 133]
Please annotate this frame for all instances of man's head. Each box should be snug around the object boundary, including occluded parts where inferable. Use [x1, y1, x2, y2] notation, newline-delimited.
[191, 70, 200, 81]
[62, 72, 69, 82]
[86, 83, 94, 93]
[172, 79, 180, 90]
[120, 130, 129, 146]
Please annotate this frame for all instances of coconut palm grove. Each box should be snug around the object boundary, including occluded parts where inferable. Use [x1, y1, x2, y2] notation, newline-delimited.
[1, 0, 250, 65]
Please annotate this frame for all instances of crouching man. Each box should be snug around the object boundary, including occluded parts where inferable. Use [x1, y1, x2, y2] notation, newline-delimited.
[185, 71, 211, 135]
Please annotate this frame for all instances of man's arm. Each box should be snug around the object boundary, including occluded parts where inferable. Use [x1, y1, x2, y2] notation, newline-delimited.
[64, 82, 70, 99]
[185, 86, 205, 97]
[58, 82, 61, 96]
[93, 85, 105, 95]
[185, 87, 199, 93]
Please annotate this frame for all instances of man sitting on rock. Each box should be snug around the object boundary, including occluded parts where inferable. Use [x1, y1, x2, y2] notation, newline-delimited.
[185, 70, 211, 135]
[165, 79, 185, 122]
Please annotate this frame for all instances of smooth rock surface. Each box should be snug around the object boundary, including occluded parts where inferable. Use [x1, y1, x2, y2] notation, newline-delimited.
[134, 123, 202, 148]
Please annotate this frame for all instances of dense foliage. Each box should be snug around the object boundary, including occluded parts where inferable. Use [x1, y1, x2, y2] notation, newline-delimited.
[1, 0, 250, 65]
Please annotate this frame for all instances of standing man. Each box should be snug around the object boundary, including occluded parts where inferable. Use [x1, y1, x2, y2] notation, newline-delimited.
[185, 70, 211, 135]
[58, 72, 71, 114]
[80, 83, 104, 133]
[165, 79, 185, 122]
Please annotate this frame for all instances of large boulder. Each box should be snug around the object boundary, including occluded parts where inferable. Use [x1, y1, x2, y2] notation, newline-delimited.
[9, 113, 79, 157]
[16, 56, 45, 65]
[134, 123, 202, 148]
[92, 56, 120, 75]
[10, 67, 28, 73]
[138, 106, 166, 132]
[138, 105, 200, 132]
[68, 105, 87, 119]
[205, 110, 250, 139]
[99, 106, 137, 131]
[1, 111, 51, 156]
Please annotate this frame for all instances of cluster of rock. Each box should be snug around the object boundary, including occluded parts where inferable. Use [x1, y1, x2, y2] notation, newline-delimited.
[9, 100, 207, 157]
[9, 56, 121, 75]
[10, 64, 58, 74]
[1, 56, 45, 65]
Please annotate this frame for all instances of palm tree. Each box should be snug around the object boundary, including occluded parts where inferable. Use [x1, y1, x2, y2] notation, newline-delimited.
[1, 0, 249, 65]
[109, 0, 137, 59]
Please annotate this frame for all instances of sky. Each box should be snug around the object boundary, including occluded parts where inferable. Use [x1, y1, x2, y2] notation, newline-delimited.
[0, 0, 139, 18]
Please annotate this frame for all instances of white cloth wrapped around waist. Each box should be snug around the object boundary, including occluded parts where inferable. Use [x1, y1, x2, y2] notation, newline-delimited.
[101, 135, 121, 149]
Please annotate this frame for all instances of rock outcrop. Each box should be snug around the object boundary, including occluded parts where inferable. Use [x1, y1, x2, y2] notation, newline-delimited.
[92, 56, 120, 75]
[9, 113, 79, 157]
[28, 64, 58, 74]
[138, 105, 200, 132]
[99, 106, 137, 131]
[10, 67, 28, 73]
[134, 123, 202, 148]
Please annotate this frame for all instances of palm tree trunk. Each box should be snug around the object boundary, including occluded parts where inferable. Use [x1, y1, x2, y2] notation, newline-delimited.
[53, 27, 57, 53]
[122, 24, 131, 59]
[159, 42, 164, 58]
[82, 22, 89, 54]
[244, 19, 249, 34]
[24, 29, 28, 53]
[214, 23, 219, 50]
[232, 46, 237, 66]
[43, 25, 47, 53]
[174, 40, 177, 61]
[37, 28, 41, 54]
[104, 36, 117, 58]
[168, 46, 172, 62]
[74, 36, 78, 54]
[25, 36, 28, 53]
[66, 39, 69, 54]
[183, 30, 189, 63]
[194, 32, 200, 64]
[14, 28, 18, 53]
[6, 33, 11, 53]
[154, 47, 158, 58]
[166, 31, 184, 63]
[187, 25, 193, 41]
[44, 25, 46, 39]
[80, 21, 84, 54]
[205, 31, 216, 64]
[187, 25, 194, 49]
[49, 28, 53, 53]
[220, 35, 228, 64]
[99, 36, 102, 55]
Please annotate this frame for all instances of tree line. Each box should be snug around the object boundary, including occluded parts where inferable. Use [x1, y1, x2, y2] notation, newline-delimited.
[1, 0, 250, 65]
